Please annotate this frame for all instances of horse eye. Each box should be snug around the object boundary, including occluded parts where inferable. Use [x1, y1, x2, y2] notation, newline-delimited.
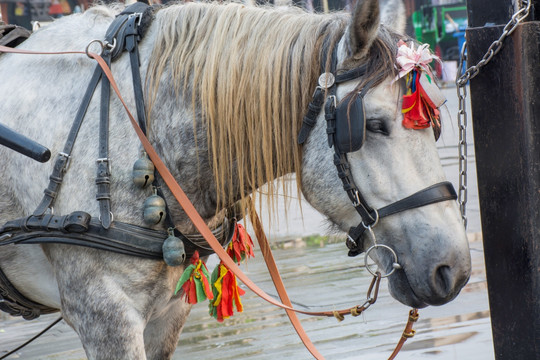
[366, 119, 389, 136]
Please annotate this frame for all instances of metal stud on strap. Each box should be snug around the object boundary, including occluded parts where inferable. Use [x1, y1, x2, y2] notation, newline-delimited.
[318, 72, 335, 89]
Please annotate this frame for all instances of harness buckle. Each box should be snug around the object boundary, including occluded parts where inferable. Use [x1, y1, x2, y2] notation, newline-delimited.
[328, 95, 337, 109]
[346, 233, 358, 248]
[58, 152, 71, 172]
[104, 38, 117, 53]
[98, 211, 114, 223]
[129, 12, 144, 27]
[96, 157, 112, 174]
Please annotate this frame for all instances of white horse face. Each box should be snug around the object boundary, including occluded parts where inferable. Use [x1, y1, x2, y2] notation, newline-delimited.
[302, 76, 471, 309]
[352, 78, 470, 307]
[300, 0, 471, 308]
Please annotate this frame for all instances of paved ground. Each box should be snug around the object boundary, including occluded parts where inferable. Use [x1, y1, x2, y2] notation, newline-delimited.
[0, 85, 492, 359]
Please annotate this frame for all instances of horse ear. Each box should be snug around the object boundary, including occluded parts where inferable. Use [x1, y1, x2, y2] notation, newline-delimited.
[380, 0, 406, 34]
[349, 0, 380, 60]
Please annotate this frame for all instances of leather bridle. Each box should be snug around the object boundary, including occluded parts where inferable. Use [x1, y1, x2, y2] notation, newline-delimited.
[298, 39, 458, 259]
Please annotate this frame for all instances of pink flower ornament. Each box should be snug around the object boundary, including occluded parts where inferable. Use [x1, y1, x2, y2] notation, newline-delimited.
[395, 41, 438, 80]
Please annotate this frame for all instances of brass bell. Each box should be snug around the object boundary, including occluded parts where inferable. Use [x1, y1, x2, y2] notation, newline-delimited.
[143, 188, 166, 225]
[162, 228, 186, 266]
[132, 152, 155, 188]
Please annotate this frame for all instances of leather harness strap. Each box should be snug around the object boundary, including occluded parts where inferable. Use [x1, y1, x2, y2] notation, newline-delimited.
[97, 49, 113, 229]
[0, 266, 58, 319]
[33, 64, 103, 217]
[346, 181, 457, 256]
[0, 211, 233, 260]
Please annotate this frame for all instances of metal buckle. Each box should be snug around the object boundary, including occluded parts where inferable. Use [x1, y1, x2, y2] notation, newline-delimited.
[96, 157, 112, 174]
[98, 211, 114, 223]
[104, 38, 116, 53]
[328, 95, 337, 108]
[129, 12, 143, 27]
[58, 152, 71, 172]
[0, 233, 13, 241]
[346, 234, 357, 248]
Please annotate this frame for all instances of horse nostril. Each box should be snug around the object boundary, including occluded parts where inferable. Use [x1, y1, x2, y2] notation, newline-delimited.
[433, 265, 453, 298]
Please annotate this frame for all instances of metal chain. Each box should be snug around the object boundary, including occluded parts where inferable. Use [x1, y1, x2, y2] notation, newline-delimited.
[455, 67, 468, 228]
[456, 0, 531, 87]
[455, 0, 531, 228]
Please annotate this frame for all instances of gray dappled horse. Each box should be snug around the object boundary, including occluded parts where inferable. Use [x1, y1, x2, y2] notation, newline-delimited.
[0, 0, 471, 359]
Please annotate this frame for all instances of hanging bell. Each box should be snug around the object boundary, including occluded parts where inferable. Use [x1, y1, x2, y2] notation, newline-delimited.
[143, 188, 166, 225]
[162, 228, 186, 266]
[132, 152, 155, 188]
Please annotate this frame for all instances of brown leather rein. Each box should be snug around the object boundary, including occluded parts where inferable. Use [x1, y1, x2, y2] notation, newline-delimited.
[0, 44, 417, 359]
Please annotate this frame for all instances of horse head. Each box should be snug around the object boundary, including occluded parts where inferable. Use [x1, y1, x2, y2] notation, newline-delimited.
[300, 0, 471, 308]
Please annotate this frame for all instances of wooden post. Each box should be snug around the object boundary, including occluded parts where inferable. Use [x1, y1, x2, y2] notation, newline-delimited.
[466, 0, 540, 358]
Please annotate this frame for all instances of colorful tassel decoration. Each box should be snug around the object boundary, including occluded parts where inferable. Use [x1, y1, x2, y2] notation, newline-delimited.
[227, 223, 255, 263]
[395, 40, 444, 134]
[209, 263, 246, 322]
[175, 251, 213, 304]
[208, 224, 255, 322]
[401, 70, 442, 131]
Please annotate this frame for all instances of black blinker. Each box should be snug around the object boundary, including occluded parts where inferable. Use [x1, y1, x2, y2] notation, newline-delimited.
[335, 95, 366, 154]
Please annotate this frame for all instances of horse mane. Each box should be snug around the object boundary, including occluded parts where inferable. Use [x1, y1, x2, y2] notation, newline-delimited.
[145, 2, 400, 213]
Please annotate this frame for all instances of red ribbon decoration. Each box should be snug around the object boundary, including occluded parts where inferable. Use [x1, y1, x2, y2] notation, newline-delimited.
[401, 70, 440, 130]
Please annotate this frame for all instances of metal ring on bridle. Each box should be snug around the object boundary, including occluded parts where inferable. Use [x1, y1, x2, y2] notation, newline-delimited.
[364, 243, 401, 278]
[85, 39, 105, 58]
[362, 208, 379, 229]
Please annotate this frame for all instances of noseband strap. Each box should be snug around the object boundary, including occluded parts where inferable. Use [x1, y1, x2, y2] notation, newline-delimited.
[346, 181, 456, 256]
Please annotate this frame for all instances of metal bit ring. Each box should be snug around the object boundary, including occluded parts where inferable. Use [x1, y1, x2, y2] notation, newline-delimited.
[364, 244, 401, 278]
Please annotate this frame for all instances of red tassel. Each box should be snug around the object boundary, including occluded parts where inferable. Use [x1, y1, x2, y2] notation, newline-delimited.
[228, 224, 255, 263]
[402, 69, 440, 131]
[208, 224, 253, 322]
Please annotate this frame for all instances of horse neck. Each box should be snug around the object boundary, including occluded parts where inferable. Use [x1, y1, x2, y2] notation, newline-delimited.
[144, 4, 348, 214]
